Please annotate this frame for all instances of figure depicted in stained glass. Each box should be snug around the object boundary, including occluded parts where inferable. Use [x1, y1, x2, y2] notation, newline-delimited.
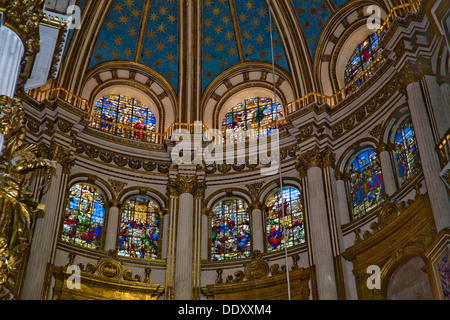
[222, 97, 284, 143]
[349, 149, 385, 219]
[90, 95, 156, 142]
[344, 33, 384, 95]
[266, 187, 304, 252]
[211, 198, 251, 261]
[118, 197, 160, 260]
[62, 184, 106, 250]
[437, 252, 450, 300]
[393, 118, 421, 185]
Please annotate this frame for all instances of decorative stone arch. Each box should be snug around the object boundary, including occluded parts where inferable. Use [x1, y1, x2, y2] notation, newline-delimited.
[313, 0, 389, 96]
[380, 245, 432, 299]
[256, 177, 303, 207]
[80, 62, 178, 132]
[380, 104, 410, 146]
[118, 186, 168, 211]
[204, 188, 253, 211]
[335, 138, 379, 175]
[200, 62, 296, 131]
[67, 173, 115, 203]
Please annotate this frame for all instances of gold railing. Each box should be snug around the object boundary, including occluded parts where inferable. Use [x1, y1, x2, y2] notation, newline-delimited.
[25, 0, 422, 145]
[285, 0, 423, 114]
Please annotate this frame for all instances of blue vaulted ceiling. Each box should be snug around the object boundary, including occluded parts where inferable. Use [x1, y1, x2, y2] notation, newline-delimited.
[86, 0, 349, 93]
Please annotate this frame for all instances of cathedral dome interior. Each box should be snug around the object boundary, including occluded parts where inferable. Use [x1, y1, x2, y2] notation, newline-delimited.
[0, 0, 449, 302]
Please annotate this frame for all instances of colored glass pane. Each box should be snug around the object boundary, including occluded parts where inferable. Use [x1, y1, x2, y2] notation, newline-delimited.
[90, 95, 157, 142]
[437, 252, 450, 300]
[211, 198, 251, 261]
[222, 97, 284, 143]
[62, 184, 105, 249]
[349, 149, 385, 219]
[266, 187, 304, 252]
[344, 33, 383, 90]
[118, 197, 160, 260]
[393, 118, 421, 185]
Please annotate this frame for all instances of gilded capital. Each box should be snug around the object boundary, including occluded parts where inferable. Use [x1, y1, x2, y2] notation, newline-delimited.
[51, 143, 75, 174]
[295, 146, 336, 177]
[167, 175, 206, 199]
[0, 0, 45, 56]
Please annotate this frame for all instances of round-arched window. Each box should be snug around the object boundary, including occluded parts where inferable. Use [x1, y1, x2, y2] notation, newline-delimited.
[118, 197, 160, 260]
[348, 149, 385, 219]
[393, 117, 421, 186]
[265, 187, 304, 252]
[344, 33, 383, 94]
[211, 198, 251, 261]
[222, 97, 284, 142]
[62, 184, 106, 250]
[90, 95, 157, 142]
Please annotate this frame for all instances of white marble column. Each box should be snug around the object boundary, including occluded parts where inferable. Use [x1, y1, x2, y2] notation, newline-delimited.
[334, 175, 351, 225]
[0, 26, 24, 98]
[0, 26, 25, 156]
[423, 75, 450, 139]
[104, 202, 121, 252]
[306, 166, 338, 300]
[21, 161, 70, 299]
[174, 192, 194, 300]
[377, 147, 397, 196]
[201, 209, 210, 260]
[249, 203, 265, 253]
[407, 81, 450, 231]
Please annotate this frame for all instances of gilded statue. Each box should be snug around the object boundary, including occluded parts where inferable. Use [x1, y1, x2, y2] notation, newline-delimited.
[0, 96, 54, 298]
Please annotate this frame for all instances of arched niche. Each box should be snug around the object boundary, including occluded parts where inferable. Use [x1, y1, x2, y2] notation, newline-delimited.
[386, 256, 434, 300]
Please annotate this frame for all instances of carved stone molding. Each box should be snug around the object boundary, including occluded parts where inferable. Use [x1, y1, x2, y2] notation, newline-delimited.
[51, 143, 75, 174]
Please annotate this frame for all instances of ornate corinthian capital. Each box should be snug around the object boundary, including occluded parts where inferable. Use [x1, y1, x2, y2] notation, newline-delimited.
[295, 146, 336, 178]
[0, 0, 45, 56]
[167, 175, 206, 199]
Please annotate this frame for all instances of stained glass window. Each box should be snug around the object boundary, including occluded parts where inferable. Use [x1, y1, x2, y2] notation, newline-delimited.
[222, 97, 284, 143]
[349, 149, 385, 219]
[62, 184, 106, 250]
[118, 197, 160, 260]
[90, 95, 157, 142]
[393, 118, 421, 186]
[211, 198, 251, 261]
[266, 187, 304, 252]
[344, 33, 383, 94]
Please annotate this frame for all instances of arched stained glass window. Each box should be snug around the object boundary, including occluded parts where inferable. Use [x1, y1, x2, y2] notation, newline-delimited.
[344, 33, 383, 94]
[211, 198, 251, 261]
[90, 95, 157, 142]
[62, 184, 106, 250]
[266, 187, 304, 252]
[118, 197, 160, 260]
[393, 118, 421, 185]
[348, 149, 385, 219]
[222, 97, 284, 142]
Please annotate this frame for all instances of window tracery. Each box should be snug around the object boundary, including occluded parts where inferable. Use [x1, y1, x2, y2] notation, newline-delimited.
[222, 97, 284, 142]
[90, 95, 157, 142]
[211, 198, 251, 261]
[265, 187, 304, 252]
[348, 149, 385, 219]
[118, 197, 160, 260]
[61, 184, 106, 250]
[393, 117, 421, 186]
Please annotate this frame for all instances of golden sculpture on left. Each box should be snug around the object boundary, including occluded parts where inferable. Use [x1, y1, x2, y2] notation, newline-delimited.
[0, 96, 54, 299]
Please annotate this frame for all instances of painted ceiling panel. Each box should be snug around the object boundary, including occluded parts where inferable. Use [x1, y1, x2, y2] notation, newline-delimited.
[140, 0, 178, 91]
[88, 0, 144, 68]
[202, 0, 240, 92]
[233, 0, 289, 71]
[291, 0, 332, 57]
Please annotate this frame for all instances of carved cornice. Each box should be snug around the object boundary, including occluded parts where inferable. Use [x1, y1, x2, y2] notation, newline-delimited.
[295, 146, 335, 178]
